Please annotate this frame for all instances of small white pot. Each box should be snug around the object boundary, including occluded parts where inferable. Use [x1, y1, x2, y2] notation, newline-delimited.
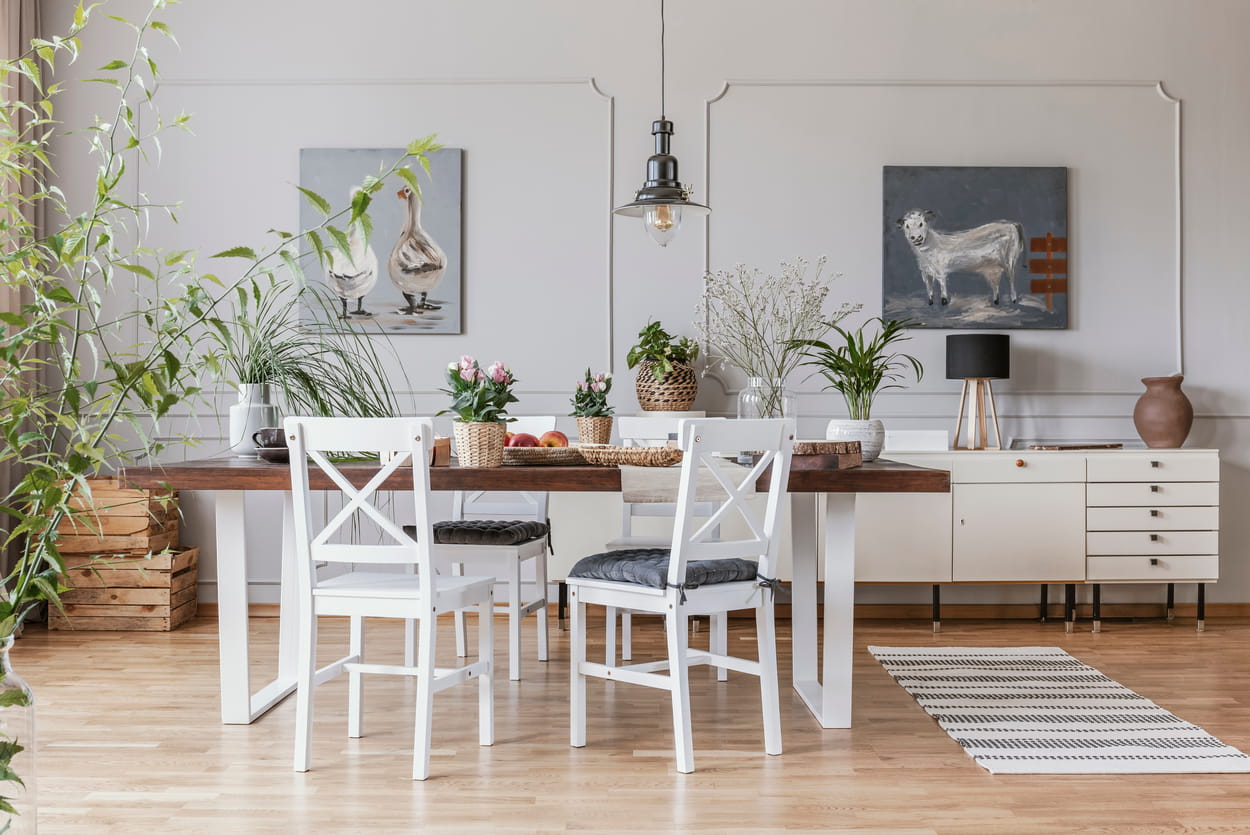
[825, 418, 885, 462]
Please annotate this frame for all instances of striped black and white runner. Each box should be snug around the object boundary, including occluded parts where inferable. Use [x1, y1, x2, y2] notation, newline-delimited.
[869, 646, 1250, 774]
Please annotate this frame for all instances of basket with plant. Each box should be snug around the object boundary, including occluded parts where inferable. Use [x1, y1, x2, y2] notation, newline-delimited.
[570, 369, 615, 444]
[439, 356, 518, 467]
[625, 321, 700, 411]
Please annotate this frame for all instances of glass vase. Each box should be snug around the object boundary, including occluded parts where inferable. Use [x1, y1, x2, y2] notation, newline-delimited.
[0, 636, 36, 834]
[736, 377, 796, 421]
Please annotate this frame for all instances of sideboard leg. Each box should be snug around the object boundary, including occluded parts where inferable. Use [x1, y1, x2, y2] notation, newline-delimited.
[1064, 584, 1076, 633]
[1197, 583, 1206, 633]
[931, 585, 941, 633]
[1166, 582, 1175, 621]
[1091, 584, 1102, 633]
[1039, 584, 1049, 623]
[558, 582, 568, 631]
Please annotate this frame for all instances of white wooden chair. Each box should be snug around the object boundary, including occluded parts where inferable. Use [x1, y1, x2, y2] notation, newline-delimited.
[567, 418, 794, 773]
[286, 416, 494, 781]
[440, 415, 553, 681]
[605, 415, 724, 676]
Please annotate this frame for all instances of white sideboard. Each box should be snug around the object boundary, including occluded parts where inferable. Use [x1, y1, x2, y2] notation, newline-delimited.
[855, 448, 1220, 631]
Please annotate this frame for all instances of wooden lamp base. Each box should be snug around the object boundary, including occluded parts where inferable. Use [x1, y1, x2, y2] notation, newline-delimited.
[953, 377, 1002, 450]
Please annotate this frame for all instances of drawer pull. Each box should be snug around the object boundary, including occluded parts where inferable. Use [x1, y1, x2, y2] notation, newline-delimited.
[1015, 459, 1026, 468]
[1151, 460, 1161, 468]
[1150, 509, 1160, 517]
[1150, 485, 1160, 493]
[1150, 534, 1161, 542]
[1150, 558, 1160, 566]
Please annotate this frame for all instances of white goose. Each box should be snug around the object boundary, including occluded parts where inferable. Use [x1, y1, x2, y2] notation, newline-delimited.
[325, 189, 379, 318]
[388, 186, 447, 313]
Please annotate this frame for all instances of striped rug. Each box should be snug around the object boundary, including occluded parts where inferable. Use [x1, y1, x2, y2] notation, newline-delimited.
[869, 646, 1250, 774]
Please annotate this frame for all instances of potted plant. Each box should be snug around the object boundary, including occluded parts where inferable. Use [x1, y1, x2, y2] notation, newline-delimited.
[440, 356, 519, 467]
[697, 256, 860, 419]
[571, 369, 615, 444]
[626, 321, 700, 411]
[791, 317, 923, 461]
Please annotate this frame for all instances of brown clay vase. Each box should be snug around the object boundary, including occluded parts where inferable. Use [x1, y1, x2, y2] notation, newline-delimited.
[1132, 375, 1193, 448]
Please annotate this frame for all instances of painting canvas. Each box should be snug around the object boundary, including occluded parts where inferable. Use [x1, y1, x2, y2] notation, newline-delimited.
[299, 147, 463, 334]
[882, 166, 1068, 329]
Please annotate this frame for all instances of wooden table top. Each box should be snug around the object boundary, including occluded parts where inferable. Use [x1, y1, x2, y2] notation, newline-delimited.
[119, 456, 950, 494]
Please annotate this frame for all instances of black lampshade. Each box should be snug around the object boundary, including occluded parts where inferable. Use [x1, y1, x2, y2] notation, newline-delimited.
[946, 334, 1010, 380]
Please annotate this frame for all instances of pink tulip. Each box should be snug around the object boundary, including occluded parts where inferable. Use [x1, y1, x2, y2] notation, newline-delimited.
[487, 362, 508, 384]
[460, 368, 477, 383]
[576, 381, 585, 391]
[590, 381, 601, 393]
[459, 355, 475, 370]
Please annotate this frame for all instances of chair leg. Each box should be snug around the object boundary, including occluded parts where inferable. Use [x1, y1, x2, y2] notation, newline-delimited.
[453, 562, 468, 658]
[711, 613, 728, 682]
[666, 607, 695, 774]
[621, 611, 632, 661]
[348, 615, 364, 738]
[479, 591, 495, 746]
[755, 602, 782, 756]
[508, 558, 522, 681]
[412, 611, 437, 781]
[570, 589, 587, 748]
[605, 605, 617, 667]
[404, 564, 418, 668]
[536, 551, 550, 663]
[293, 610, 317, 772]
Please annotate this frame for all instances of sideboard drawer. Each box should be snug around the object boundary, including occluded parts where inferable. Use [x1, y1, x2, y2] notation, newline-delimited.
[1087, 530, 1218, 556]
[1087, 506, 1219, 532]
[953, 453, 1085, 484]
[1086, 481, 1219, 507]
[1086, 555, 1219, 582]
[1086, 452, 1218, 483]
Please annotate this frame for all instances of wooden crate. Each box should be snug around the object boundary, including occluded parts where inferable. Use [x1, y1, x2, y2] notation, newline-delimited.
[49, 547, 199, 632]
[56, 477, 179, 554]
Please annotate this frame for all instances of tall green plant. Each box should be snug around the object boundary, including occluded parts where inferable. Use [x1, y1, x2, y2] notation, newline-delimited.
[791, 317, 924, 420]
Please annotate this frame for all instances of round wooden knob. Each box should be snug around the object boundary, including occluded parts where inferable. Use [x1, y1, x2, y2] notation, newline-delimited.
[1015, 459, 1026, 467]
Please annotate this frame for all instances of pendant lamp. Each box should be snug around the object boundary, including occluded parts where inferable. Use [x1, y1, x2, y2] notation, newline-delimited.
[613, 0, 709, 247]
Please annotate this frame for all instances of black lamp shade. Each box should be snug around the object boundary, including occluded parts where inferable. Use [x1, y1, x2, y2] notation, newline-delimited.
[946, 334, 1010, 380]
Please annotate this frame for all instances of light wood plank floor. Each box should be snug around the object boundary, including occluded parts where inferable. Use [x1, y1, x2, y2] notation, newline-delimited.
[17, 613, 1250, 833]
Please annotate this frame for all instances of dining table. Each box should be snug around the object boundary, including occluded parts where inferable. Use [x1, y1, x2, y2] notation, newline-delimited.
[119, 456, 949, 729]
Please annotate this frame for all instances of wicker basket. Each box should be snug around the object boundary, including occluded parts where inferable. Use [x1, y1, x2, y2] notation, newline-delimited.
[635, 360, 698, 411]
[502, 445, 586, 466]
[453, 421, 506, 468]
[578, 443, 684, 467]
[575, 415, 613, 445]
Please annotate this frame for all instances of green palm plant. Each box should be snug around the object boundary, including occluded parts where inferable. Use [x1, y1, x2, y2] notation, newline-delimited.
[791, 317, 924, 420]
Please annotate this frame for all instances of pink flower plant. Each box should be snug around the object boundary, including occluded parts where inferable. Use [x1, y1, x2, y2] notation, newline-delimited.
[569, 368, 614, 418]
[439, 356, 519, 423]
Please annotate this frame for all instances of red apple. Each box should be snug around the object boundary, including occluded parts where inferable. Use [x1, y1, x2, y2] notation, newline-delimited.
[538, 430, 569, 448]
[505, 431, 515, 444]
[508, 432, 539, 447]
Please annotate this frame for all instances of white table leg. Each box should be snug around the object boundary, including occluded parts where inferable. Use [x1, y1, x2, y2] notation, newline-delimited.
[215, 489, 299, 725]
[790, 492, 855, 729]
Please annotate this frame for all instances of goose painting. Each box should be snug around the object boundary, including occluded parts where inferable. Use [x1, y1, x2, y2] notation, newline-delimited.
[299, 147, 463, 334]
[388, 185, 447, 314]
[325, 188, 379, 319]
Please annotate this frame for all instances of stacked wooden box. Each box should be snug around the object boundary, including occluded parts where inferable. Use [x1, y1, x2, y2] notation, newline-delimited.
[49, 477, 198, 632]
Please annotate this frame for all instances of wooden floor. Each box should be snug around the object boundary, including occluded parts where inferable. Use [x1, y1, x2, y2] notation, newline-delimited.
[17, 612, 1250, 833]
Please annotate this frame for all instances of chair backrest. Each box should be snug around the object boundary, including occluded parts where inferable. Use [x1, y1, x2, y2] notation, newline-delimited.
[452, 415, 555, 522]
[286, 416, 437, 602]
[667, 419, 794, 589]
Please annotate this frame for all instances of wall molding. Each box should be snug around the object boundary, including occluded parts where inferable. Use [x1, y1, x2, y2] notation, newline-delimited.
[699, 78, 1184, 395]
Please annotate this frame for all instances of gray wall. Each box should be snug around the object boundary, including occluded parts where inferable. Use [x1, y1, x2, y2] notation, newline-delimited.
[46, 0, 1250, 608]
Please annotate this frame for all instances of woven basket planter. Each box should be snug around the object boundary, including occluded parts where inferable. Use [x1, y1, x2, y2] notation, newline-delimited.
[453, 421, 506, 468]
[635, 360, 698, 411]
[575, 415, 613, 445]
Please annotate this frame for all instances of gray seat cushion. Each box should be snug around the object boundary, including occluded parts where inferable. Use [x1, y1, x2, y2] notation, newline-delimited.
[568, 548, 758, 590]
[405, 520, 549, 546]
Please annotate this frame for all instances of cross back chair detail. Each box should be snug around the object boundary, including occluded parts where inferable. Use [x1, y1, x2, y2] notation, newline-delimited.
[566, 418, 795, 773]
[286, 416, 494, 781]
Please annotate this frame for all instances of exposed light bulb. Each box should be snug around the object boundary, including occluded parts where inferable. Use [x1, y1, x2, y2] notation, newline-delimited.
[643, 203, 683, 247]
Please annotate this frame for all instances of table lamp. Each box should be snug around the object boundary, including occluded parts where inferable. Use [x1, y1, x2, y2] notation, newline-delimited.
[946, 334, 1010, 450]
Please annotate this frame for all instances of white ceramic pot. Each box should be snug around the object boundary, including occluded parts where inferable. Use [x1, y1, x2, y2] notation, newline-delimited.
[825, 418, 885, 462]
[228, 383, 281, 457]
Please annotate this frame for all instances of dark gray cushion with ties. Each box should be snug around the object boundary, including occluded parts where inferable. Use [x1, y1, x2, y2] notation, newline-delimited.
[568, 548, 758, 590]
[404, 520, 549, 546]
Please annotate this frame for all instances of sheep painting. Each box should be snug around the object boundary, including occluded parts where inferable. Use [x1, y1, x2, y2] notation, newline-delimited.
[896, 209, 1024, 307]
[882, 165, 1068, 330]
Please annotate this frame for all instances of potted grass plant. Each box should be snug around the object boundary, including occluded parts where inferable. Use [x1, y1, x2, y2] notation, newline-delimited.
[790, 317, 923, 461]
[571, 369, 614, 444]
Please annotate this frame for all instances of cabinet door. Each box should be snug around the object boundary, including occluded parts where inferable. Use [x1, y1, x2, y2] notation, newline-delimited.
[855, 491, 953, 582]
[953, 483, 1085, 581]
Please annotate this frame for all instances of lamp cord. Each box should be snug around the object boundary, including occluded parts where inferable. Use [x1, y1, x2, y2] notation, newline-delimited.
[660, 0, 666, 119]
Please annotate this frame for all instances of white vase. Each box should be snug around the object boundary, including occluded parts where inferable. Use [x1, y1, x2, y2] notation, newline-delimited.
[825, 418, 885, 462]
[228, 383, 280, 457]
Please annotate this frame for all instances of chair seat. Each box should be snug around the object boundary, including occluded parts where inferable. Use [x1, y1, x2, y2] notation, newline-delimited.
[432, 519, 548, 546]
[568, 548, 759, 590]
[314, 570, 494, 600]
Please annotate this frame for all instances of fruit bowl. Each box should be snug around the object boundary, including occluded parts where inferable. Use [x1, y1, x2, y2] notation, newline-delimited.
[501, 444, 586, 466]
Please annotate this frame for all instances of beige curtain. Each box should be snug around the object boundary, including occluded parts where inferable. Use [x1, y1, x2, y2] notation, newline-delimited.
[1, 0, 42, 577]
